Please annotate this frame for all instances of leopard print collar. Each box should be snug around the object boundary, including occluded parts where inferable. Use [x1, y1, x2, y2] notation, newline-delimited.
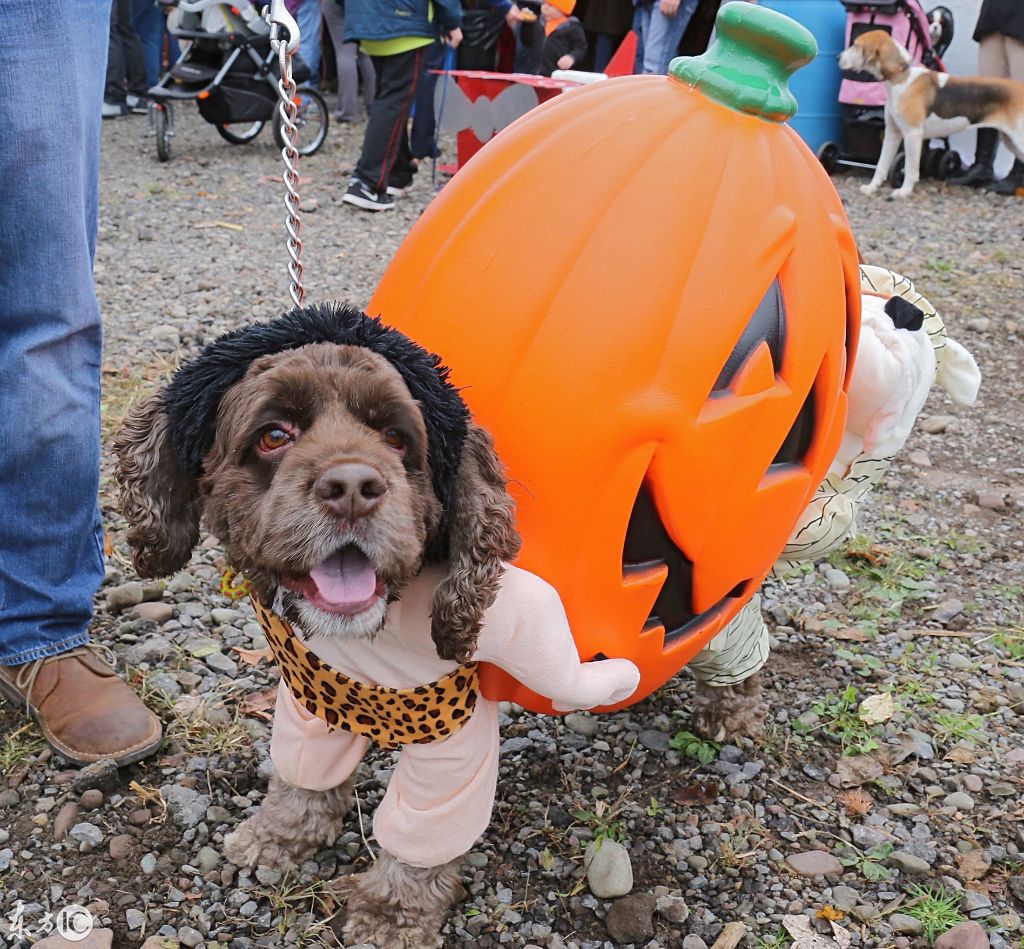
[250, 597, 479, 750]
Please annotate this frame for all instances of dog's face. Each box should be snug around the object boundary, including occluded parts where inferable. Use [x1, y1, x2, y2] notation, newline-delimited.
[114, 314, 522, 662]
[838, 30, 911, 80]
[198, 343, 441, 639]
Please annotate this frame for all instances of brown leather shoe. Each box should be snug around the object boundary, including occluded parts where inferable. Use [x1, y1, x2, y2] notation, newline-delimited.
[0, 645, 162, 766]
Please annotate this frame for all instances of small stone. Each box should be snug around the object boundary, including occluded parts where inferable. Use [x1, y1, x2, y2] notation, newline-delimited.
[196, 846, 220, 872]
[0, 789, 20, 808]
[132, 602, 174, 624]
[584, 839, 633, 898]
[825, 568, 851, 588]
[831, 886, 859, 912]
[605, 893, 656, 944]
[908, 450, 932, 467]
[210, 608, 242, 626]
[126, 908, 146, 930]
[888, 850, 932, 875]
[944, 791, 975, 811]
[967, 317, 991, 332]
[0, 849, 13, 871]
[109, 834, 133, 859]
[205, 805, 232, 823]
[255, 866, 282, 886]
[141, 853, 158, 874]
[785, 850, 843, 877]
[977, 491, 1006, 511]
[160, 785, 211, 828]
[564, 713, 598, 738]
[920, 415, 956, 434]
[129, 808, 152, 826]
[106, 581, 144, 610]
[80, 788, 104, 810]
[205, 651, 238, 676]
[638, 729, 670, 751]
[934, 921, 990, 949]
[466, 852, 488, 868]
[933, 598, 965, 625]
[655, 893, 689, 924]
[962, 774, 983, 793]
[177, 926, 204, 947]
[962, 890, 992, 916]
[890, 913, 924, 935]
[69, 822, 104, 848]
[72, 758, 121, 793]
[53, 802, 79, 840]
[682, 938, 708, 949]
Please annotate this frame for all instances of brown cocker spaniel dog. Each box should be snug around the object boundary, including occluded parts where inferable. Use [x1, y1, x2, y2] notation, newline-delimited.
[114, 305, 520, 946]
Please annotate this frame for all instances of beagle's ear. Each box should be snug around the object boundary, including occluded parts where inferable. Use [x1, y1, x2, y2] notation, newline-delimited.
[430, 426, 522, 663]
[113, 391, 203, 578]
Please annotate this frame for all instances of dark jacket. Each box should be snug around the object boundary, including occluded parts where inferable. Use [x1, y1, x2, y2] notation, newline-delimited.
[974, 0, 1024, 45]
[345, 0, 462, 42]
[537, 16, 587, 75]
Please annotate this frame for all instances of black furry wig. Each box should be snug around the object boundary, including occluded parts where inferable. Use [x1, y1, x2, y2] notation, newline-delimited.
[162, 303, 470, 518]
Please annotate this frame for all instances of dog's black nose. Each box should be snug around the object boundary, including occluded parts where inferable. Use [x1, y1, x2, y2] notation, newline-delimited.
[314, 463, 388, 519]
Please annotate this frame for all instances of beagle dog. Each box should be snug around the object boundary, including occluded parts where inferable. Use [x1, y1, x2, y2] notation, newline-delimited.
[839, 29, 1024, 198]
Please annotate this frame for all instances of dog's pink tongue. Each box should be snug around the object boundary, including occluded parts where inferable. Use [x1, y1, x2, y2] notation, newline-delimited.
[308, 547, 377, 608]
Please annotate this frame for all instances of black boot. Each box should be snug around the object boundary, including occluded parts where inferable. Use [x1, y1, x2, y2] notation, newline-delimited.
[987, 158, 1024, 196]
[949, 128, 999, 187]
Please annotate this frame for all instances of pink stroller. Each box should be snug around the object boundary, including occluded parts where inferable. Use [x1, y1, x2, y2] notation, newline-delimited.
[820, 0, 959, 186]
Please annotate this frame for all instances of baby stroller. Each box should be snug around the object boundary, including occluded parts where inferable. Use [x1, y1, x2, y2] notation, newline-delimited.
[148, 0, 328, 162]
[820, 0, 959, 186]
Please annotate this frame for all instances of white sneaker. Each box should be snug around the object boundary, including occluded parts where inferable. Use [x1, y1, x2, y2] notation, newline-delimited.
[102, 101, 128, 119]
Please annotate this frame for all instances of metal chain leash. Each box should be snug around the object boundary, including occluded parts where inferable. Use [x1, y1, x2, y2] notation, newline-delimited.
[265, 0, 304, 308]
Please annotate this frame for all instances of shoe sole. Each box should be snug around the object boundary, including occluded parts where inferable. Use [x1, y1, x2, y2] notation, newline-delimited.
[342, 193, 393, 211]
[0, 667, 163, 767]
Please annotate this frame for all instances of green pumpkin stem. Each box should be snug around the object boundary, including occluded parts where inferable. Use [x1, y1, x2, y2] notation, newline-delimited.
[669, 2, 817, 122]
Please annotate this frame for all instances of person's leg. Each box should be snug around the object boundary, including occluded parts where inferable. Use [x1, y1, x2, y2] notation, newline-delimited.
[354, 47, 424, 192]
[641, 0, 696, 75]
[358, 47, 376, 111]
[105, 0, 128, 106]
[632, 2, 650, 74]
[295, 0, 323, 88]
[320, 0, 350, 117]
[0, 0, 162, 766]
[593, 32, 617, 73]
[984, 34, 1024, 195]
[118, 0, 149, 98]
[410, 40, 445, 160]
[130, 0, 162, 89]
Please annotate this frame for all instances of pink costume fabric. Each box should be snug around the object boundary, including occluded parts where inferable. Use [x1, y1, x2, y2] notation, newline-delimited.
[270, 563, 639, 867]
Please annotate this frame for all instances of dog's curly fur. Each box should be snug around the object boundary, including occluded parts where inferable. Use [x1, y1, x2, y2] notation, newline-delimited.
[691, 672, 769, 742]
[114, 310, 521, 943]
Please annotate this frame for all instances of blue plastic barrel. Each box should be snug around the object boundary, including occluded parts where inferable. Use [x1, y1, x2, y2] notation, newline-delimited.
[759, 0, 846, 155]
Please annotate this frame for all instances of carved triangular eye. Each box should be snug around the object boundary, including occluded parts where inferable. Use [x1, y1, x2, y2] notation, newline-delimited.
[713, 279, 786, 393]
[622, 482, 749, 645]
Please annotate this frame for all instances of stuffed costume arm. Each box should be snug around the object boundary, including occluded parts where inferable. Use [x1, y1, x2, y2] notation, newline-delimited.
[474, 565, 641, 711]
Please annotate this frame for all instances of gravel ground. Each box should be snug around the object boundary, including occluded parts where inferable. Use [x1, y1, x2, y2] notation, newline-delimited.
[1, 103, 1023, 949]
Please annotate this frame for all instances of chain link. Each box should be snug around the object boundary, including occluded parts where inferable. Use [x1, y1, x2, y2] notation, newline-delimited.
[265, 1, 305, 308]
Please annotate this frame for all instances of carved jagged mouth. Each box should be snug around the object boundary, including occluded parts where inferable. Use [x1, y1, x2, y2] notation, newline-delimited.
[623, 484, 750, 646]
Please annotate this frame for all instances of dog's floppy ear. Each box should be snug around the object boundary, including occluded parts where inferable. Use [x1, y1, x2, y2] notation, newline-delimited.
[430, 425, 522, 663]
[113, 391, 203, 578]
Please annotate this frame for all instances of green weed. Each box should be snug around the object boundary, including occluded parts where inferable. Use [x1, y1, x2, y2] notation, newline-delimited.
[839, 843, 893, 882]
[904, 883, 966, 943]
[796, 684, 883, 756]
[668, 729, 720, 765]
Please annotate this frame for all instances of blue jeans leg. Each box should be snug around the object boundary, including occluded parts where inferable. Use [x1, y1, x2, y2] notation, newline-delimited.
[295, 0, 323, 88]
[132, 0, 167, 87]
[0, 0, 108, 665]
[641, 0, 698, 75]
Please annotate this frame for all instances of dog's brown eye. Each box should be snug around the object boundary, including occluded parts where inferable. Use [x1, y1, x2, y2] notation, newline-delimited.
[383, 429, 406, 452]
[257, 427, 294, 453]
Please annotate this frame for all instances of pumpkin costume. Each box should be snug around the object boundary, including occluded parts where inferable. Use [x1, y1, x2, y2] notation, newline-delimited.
[688, 266, 982, 687]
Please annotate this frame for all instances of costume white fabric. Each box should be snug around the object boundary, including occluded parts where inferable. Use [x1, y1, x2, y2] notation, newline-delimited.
[270, 563, 639, 867]
[688, 265, 981, 687]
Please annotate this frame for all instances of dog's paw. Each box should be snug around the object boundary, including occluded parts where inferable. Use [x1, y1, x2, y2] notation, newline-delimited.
[891, 187, 913, 199]
[223, 815, 302, 872]
[859, 183, 880, 196]
[343, 905, 443, 949]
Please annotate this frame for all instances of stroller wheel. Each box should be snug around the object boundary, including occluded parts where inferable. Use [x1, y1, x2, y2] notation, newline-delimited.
[273, 87, 329, 158]
[216, 121, 266, 145]
[939, 149, 963, 179]
[817, 142, 840, 175]
[154, 102, 173, 163]
[887, 153, 906, 190]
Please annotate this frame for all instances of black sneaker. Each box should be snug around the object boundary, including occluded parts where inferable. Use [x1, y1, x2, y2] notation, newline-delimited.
[343, 178, 394, 211]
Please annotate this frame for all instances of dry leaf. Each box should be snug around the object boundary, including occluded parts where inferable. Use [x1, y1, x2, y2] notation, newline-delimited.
[192, 220, 244, 232]
[956, 849, 991, 882]
[782, 914, 853, 948]
[827, 627, 869, 642]
[231, 646, 274, 666]
[946, 745, 978, 764]
[817, 906, 846, 922]
[838, 788, 873, 815]
[858, 692, 895, 725]
[241, 685, 278, 718]
[671, 781, 720, 806]
[104, 534, 115, 557]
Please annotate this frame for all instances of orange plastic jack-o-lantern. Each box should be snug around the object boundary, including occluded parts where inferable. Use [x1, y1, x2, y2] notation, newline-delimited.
[371, 4, 861, 712]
